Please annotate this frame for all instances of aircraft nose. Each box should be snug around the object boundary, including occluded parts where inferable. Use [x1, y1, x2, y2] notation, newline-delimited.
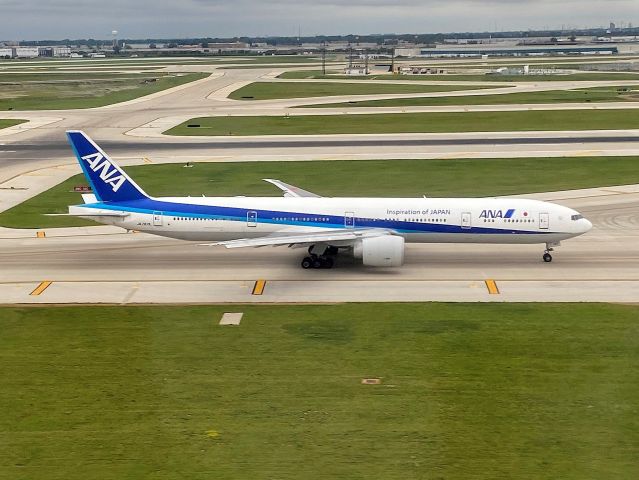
[581, 218, 593, 233]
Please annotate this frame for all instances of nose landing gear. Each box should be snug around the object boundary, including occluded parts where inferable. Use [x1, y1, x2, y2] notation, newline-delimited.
[542, 242, 560, 263]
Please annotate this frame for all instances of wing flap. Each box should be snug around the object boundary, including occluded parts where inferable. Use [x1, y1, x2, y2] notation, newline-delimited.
[206, 228, 394, 249]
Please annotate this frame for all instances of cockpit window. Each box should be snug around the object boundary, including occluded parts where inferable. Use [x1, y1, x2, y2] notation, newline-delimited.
[571, 214, 583, 221]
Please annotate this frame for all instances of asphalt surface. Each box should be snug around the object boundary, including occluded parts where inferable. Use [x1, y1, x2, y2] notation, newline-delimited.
[1, 62, 638, 303]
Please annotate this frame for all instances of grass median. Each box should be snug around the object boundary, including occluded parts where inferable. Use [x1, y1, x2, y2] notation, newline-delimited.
[278, 70, 639, 81]
[166, 109, 639, 136]
[228, 81, 492, 100]
[304, 86, 639, 108]
[1, 303, 638, 479]
[0, 72, 208, 110]
[2, 156, 639, 229]
[0, 119, 26, 129]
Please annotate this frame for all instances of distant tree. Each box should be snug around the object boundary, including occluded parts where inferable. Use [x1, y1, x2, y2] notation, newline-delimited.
[113, 45, 121, 54]
[124, 44, 132, 49]
[569, 34, 577, 42]
[201, 42, 209, 48]
[167, 43, 178, 48]
[550, 37, 558, 43]
[149, 43, 157, 49]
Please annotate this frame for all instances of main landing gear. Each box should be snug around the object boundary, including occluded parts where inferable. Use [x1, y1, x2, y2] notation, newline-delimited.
[301, 255, 334, 269]
[301, 245, 338, 269]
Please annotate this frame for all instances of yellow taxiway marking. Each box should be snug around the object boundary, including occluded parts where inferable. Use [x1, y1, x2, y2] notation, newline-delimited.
[30, 281, 52, 296]
[143, 157, 153, 164]
[485, 279, 500, 295]
[36, 231, 46, 238]
[252, 280, 266, 295]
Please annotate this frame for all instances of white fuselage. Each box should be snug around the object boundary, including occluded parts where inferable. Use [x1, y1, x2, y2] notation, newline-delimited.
[71, 196, 592, 244]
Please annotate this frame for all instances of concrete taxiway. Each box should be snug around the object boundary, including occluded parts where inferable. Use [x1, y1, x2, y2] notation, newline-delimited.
[1, 184, 637, 304]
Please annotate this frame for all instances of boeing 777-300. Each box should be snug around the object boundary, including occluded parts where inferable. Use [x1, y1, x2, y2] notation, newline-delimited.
[65, 130, 592, 269]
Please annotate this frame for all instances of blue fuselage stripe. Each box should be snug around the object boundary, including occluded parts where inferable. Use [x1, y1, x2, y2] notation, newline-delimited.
[81, 199, 556, 236]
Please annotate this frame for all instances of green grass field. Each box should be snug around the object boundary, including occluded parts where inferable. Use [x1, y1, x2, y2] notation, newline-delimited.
[166, 109, 639, 136]
[227, 81, 491, 100]
[0, 72, 207, 110]
[278, 70, 639, 81]
[3, 156, 639, 229]
[1, 303, 638, 480]
[0, 119, 25, 129]
[304, 86, 639, 108]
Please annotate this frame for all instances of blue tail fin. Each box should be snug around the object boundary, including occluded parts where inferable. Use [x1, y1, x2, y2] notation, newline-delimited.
[66, 130, 148, 203]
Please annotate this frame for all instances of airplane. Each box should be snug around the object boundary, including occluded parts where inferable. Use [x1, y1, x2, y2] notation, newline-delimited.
[65, 130, 592, 269]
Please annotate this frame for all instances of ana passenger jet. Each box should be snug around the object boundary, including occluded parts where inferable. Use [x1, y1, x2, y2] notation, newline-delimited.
[66, 131, 592, 269]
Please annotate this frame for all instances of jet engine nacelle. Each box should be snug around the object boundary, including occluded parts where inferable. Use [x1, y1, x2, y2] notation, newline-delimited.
[352, 235, 405, 267]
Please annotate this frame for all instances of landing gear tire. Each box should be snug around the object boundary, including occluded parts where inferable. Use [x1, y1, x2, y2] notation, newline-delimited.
[543, 252, 553, 263]
[301, 255, 335, 269]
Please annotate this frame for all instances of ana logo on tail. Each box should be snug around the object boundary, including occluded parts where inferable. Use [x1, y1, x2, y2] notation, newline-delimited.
[82, 152, 126, 193]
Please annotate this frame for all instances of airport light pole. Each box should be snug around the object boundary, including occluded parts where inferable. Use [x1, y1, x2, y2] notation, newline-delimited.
[322, 41, 326, 75]
[391, 47, 395, 74]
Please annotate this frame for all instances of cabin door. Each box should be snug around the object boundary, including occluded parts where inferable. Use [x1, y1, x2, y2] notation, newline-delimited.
[247, 211, 257, 227]
[539, 212, 549, 230]
[344, 212, 355, 228]
[153, 211, 163, 226]
[461, 212, 472, 230]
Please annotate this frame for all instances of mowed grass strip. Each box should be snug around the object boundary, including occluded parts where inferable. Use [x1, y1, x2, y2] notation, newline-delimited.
[1, 303, 638, 479]
[227, 81, 492, 100]
[166, 109, 639, 136]
[278, 70, 639, 81]
[3, 156, 639, 229]
[305, 86, 639, 108]
[0, 72, 207, 110]
[0, 119, 26, 129]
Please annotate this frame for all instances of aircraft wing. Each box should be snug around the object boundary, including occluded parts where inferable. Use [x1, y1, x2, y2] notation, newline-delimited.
[207, 228, 394, 249]
[263, 179, 321, 198]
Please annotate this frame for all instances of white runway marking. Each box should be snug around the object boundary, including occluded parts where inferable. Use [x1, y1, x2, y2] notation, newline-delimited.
[219, 312, 243, 325]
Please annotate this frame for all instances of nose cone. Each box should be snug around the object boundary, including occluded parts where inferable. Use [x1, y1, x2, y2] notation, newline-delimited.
[580, 218, 593, 234]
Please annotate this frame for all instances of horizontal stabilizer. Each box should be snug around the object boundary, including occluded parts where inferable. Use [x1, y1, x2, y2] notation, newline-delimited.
[47, 212, 130, 217]
[81, 193, 97, 204]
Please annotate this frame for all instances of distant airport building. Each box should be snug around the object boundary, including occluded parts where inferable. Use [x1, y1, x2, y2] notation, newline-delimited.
[394, 42, 633, 58]
[37, 47, 69, 57]
[12, 46, 39, 58]
[0, 45, 71, 59]
[418, 45, 619, 57]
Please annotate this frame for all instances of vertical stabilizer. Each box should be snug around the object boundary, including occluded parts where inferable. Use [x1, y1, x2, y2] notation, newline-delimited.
[66, 130, 148, 202]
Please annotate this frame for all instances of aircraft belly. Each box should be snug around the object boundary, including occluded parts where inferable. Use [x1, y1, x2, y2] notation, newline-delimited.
[404, 232, 570, 244]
